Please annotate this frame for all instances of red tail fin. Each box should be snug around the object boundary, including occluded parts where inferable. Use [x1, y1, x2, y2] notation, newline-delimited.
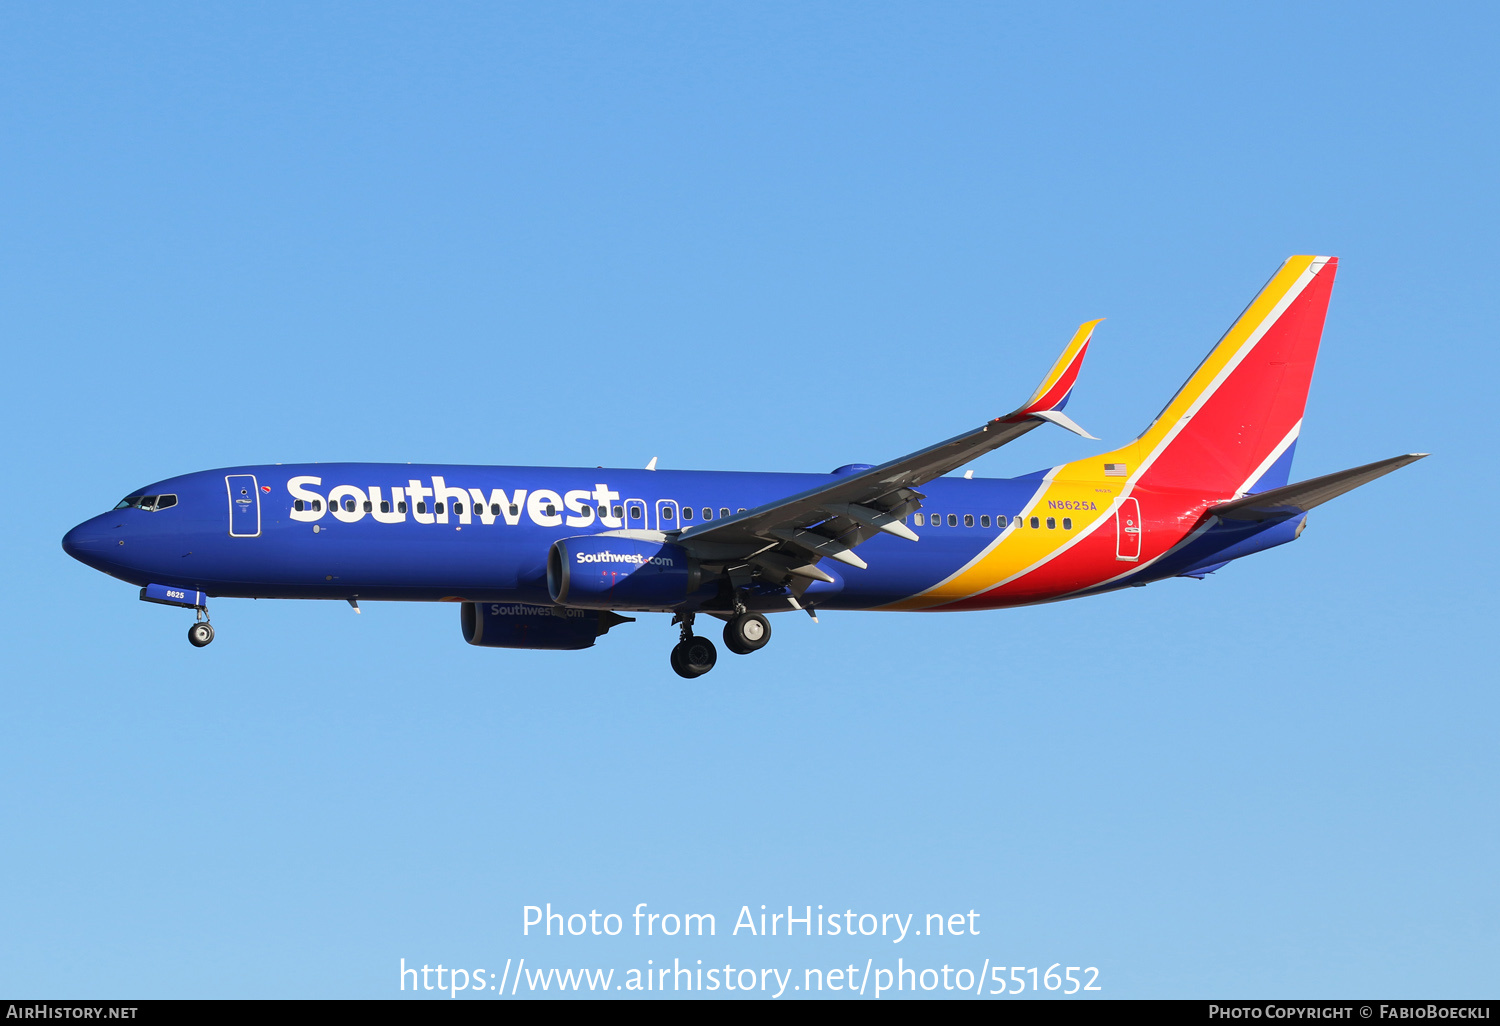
[1129, 255, 1337, 498]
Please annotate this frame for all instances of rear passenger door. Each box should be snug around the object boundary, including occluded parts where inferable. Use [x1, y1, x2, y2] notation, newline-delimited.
[1115, 497, 1141, 561]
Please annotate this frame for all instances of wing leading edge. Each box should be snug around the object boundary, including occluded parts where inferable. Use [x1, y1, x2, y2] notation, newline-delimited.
[668, 320, 1103, 584]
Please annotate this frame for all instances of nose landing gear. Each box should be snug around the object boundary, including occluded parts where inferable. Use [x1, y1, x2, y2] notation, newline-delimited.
[139, 585, 215, 647]
[187, 605, 214, 648]
[669, 613, 717, 678]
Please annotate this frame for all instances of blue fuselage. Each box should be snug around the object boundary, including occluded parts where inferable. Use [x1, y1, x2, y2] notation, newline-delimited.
[62, 463, 1061, 612]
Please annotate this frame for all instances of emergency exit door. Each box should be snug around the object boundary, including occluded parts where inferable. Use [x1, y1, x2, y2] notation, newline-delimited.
[624, 499, 647, 531]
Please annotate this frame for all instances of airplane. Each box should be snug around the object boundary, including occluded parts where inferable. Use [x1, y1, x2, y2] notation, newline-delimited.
[62, 255, 1425, 678]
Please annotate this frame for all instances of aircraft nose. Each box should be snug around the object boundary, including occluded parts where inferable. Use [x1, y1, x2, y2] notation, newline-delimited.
[62, 519, 111, 563]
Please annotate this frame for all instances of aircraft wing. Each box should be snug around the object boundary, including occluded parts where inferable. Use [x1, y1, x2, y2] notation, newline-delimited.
[671, 321, 1101, 580]
[1210, 452, 1428, 522]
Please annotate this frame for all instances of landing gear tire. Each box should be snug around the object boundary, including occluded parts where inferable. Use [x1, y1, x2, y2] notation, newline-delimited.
[188, 622, 215, 648]
[723, 613, 771, 655]
[670, 636, 718, 678]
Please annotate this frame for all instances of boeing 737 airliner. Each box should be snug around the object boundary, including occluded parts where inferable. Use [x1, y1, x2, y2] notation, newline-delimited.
[63, 256, 1424, 677]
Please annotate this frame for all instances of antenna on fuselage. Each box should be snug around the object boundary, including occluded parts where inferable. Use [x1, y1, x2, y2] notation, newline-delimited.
[645, 457, 658, 471]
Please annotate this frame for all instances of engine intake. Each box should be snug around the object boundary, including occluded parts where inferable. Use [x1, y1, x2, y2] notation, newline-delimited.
[548, 535, 705, 610]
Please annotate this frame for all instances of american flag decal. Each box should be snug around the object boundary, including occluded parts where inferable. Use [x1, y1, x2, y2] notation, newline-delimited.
[1104, 463, 1127, 477]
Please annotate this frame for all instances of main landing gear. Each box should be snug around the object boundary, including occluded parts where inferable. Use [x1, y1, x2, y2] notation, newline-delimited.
[670, 613, 717, 679]
[669, 610, 773, 678]
[723, 612, 771, 655]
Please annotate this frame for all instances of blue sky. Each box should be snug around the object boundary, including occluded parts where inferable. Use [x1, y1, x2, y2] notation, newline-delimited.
[2, 2, 1495, 999]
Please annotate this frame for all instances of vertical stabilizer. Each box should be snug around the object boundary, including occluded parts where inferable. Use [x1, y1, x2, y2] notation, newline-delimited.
[1123, 255, 1338, 497]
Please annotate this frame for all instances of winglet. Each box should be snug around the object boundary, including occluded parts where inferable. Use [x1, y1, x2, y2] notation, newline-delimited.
[1029, 409, 1099, 440]
[1003, 319, 1101, 432]
[1020, 319, 1100, 413]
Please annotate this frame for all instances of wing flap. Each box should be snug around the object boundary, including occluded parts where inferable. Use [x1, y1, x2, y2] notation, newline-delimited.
[677, 320, 1103, 566]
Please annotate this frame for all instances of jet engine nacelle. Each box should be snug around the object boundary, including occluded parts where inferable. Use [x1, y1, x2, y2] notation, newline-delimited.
[460, 601, 628, 650]
[547, 535, 706, 610]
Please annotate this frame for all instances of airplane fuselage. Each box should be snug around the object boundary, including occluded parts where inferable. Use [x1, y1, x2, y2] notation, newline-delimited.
[61, 461, 1297, 612]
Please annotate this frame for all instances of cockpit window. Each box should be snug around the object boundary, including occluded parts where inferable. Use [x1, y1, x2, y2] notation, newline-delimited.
[114, 494, 177, 512]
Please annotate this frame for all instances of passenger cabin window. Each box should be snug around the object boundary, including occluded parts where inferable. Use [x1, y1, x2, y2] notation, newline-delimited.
[662, 507, 675, 520]
[363, 501, 373, 513]
[435, 502, 445, 515]
[510, 504, 520, 517]
[964, 514, 974, 527]
[719, 508, 730, 519]
[614, 506, 625, 518]
[1063, 517, 1073, 530]
[913, 513, 925, 526]
[702, 508, 712, 520]
[947, 514, 958, 527]
[346, 499, 356, 512]
[417, 501, 427, 514]
[1046, 517, 1056, 529]
[294, 500, 305, 512]
[980, 515, 991, 527]
[682, 507, 694, 520]
[544, 504, 556, 516]
[491, 503, 501, 515]
[381, 501, 391, 513]
[630, 505, 643, 519]
[397, 501, 407, 514]
[1030, 516, 1040, 529]
[313, 499, 322, 512]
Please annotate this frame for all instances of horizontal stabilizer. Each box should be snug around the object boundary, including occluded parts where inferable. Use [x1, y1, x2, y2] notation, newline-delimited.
[1210, 453, 1428, 522]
